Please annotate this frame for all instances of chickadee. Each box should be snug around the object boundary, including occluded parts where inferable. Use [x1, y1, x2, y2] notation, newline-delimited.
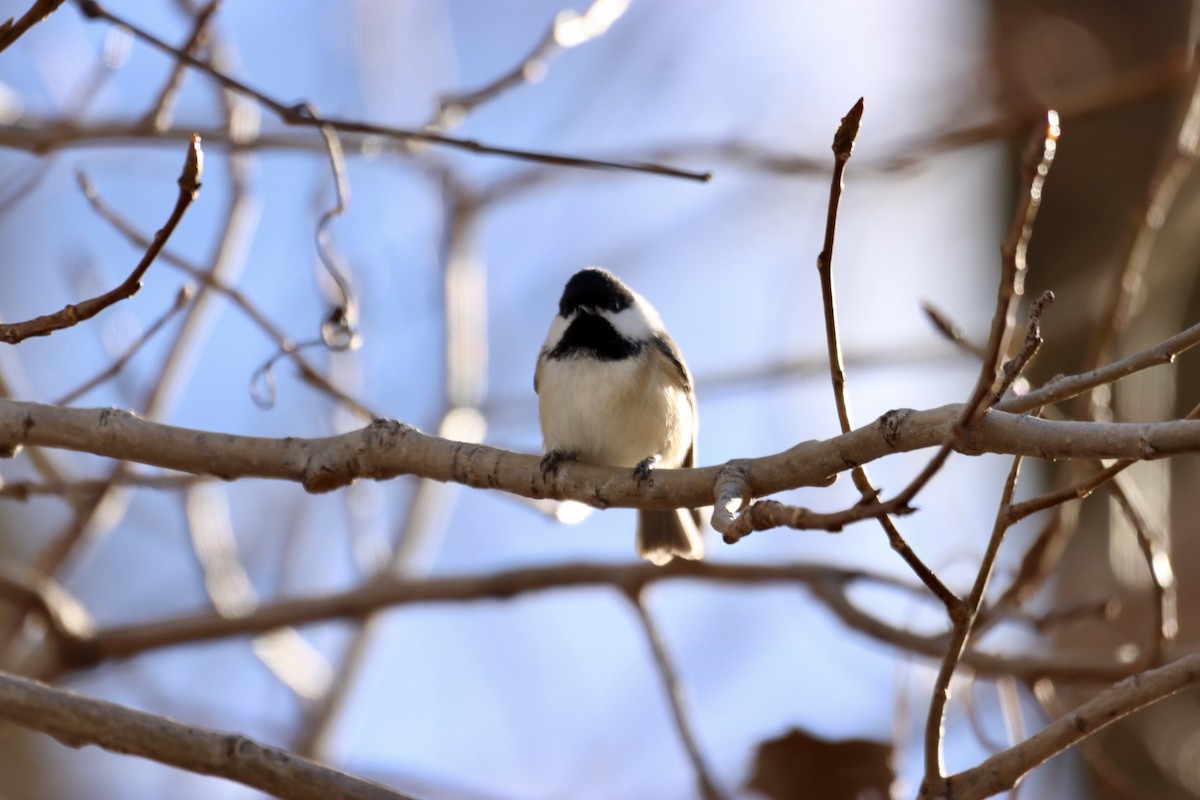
[535, 267, 704, 565]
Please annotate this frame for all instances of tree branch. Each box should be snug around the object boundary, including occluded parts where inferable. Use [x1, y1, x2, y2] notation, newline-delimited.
[0, 134, 202, 345]
[0, 670, 417, 800]
[3, 399, 1200, 511]
[0, 0, 66, 54]
[922, 454, 1026, 793]
[807, 97, 959, 612]
[24, 560, 1143, 685]
[72, 0, 711, 183]
[630, 593, 725, 800]
[933, 651, 1200, 800]
[890, 111, 1060, 510]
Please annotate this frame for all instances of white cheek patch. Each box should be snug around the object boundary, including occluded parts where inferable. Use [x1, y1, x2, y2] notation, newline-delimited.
[603, 292, 661, 340]
[541, 313, 572, 351]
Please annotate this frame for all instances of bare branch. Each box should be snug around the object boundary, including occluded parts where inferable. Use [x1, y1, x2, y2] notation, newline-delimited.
[35, 561, 1141, 685]
[1007, 459, 1132, 524]
[1000, 316, 1200, 415]
[933, 651, 1200, 800]
[0, 671, 418, 800]
[53, 284, 194, 406]
[6, 399, 1200, 510]
[138, 0, 222, 132]
[992, 290, 1054, 405]
[1108, 472, 1177, 668]
[630, 593, 725, 800]
[0, 559, 94, 646]
[0, 0, 66, 54]
[72, 0, 711, 183]
[922, 301, 987, 360]
[1083, 68, 1200, 419]
[430, 0, 631, 128]
[0, 473, 205, 500]
[75, 169, 378, 420]
[890, 112, 1060, 511]
[922, 454, 1025, 794]
[818, 97, 866, 440]
[808, 97, 960, 612]
[715, 494, 912, 539]
[0, 134, 203, 345]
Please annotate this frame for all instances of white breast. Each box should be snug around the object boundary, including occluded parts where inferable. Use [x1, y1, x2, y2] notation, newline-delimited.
[538, 352, 692, 469]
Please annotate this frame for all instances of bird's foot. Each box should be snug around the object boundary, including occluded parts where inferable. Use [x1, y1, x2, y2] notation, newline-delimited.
[540, 449, 577, 481]
[633, 454, 661, 483]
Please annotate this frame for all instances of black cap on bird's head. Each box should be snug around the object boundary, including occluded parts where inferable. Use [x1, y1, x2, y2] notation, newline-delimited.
[559, 267, 635, 317]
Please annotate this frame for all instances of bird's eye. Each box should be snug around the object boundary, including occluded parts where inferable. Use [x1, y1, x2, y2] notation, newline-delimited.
[608, 300, 622, 312]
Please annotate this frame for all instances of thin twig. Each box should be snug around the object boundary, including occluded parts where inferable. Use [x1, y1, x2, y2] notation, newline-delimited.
[1000, 316, 1200, 414]
[922, 302, 987, 360]
[2, 48, 1186, 174]
[54, 284, 195, 406]
[138, 0, 222, 131]
[1107, 472, 1177, 668]
[75, 170, 378, 420]
[889, 112, 1060, 510]
[716, 494, 916, 538]
[1002, 401, 1198, 668]
[933, 650, 1200, 800]
[0, 115, 229, 658]
[992, 291, 1054, 404]
[818, 97, 866, 441]
[808, 97, 961, 613]
[0, 559, 94, 645]
[72, 0, 711, 183]
[0, 473, 205, 500]
[0, 0, 66, 53]
[0, 134, 203, 345]
[1006, 460, 1132, 523]
[431, 22, 560, 127]
[717, 293, 1051, 541]
[1083, 67, 1200, 420]
[921, 454, 1025, 796]
[630, 592, 725, 800]
[293, 173, 489, 757]
[479, 51, 1190, 204]
[430, 0, 632, 128]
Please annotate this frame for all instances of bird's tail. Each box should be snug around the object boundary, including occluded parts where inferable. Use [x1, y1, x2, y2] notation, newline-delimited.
[636, 508, 705, 565]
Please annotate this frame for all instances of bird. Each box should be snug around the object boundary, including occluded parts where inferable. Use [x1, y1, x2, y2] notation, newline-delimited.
[535, 266, 704, 565]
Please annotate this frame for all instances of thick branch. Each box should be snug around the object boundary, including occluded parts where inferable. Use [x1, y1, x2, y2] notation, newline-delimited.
[3, 400, 1200, 509]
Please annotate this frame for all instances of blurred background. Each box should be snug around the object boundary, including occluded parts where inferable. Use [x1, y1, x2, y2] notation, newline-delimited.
[0, 1, 1197, 798]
